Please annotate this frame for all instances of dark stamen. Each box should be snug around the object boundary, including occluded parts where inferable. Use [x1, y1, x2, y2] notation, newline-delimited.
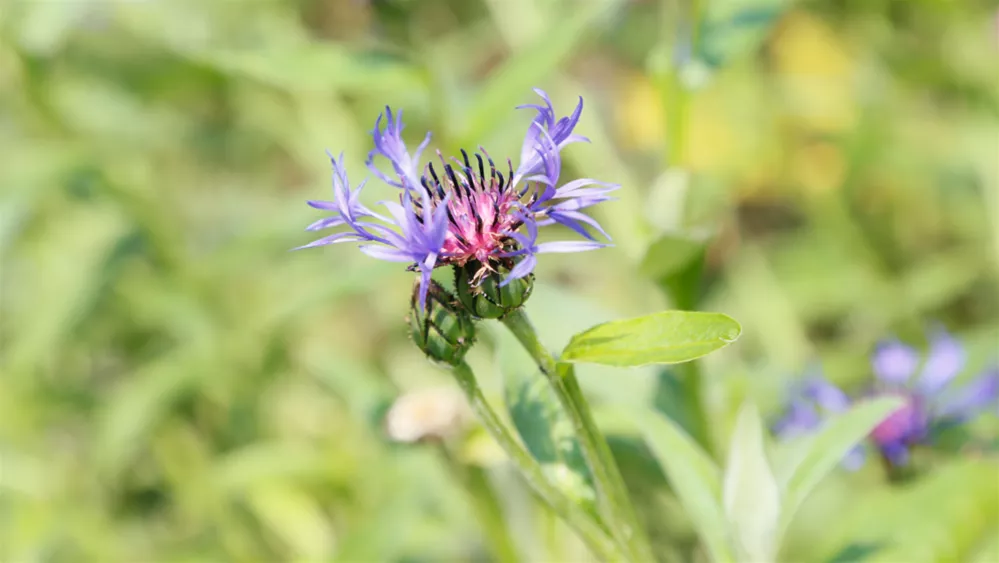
[420, 175, 435, 196]
[426, 163, 447, 199]
[474, 207, 484, 232]
[449, 156, 478, 195]
[491, 198, 502, 227]
[451, 230, 469, 246]
[476, 153, 486, 184]
[446, 206, 460, 229]
[445, 164, 471, 199]
[460, 149, 472, 174]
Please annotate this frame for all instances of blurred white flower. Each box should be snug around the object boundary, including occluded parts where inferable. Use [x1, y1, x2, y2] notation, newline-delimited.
[384, 386, 472, 443]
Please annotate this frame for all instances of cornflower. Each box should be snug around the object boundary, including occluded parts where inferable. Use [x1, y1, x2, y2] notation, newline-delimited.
[297, 89, 614, 311]
[774, 329, 999, 468]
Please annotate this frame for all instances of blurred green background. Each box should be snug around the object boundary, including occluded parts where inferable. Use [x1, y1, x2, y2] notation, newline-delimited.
[2, 0, 997, 561]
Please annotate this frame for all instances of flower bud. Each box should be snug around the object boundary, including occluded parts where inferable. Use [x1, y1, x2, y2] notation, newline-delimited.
[408, 280, 477, 365]
[454, 261, 534, 319]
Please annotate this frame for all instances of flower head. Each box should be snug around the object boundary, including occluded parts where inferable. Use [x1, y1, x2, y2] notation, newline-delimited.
[298, 89, 613, 310]
[866, 329, 999, 465]
[774, 329, 999, 470]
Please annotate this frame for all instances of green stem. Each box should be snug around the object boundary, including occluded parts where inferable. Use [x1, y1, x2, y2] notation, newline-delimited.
[448, 361, 624, 562]
[438, 444, 521, 563]
[500, 309, 657, 563]
[658, 0, 712, 453]
[675, 361, 711, 453]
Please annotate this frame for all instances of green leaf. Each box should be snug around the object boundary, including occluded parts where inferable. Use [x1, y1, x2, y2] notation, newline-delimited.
[633, 408, 735, 563]
[775, 397, 904, 536]
[5, 205, 129, 377]
[245, 483, 336, 560]
[196, 46, 423, 95]
[640, 233, 706, 282]
[96, 346, 206, 476]
[560, 311, 742, 367]
[723, 402, 781, 562]
[493, 326, 597, 512]
[698, 1, 789, 69]
[867, 460, 999, 563]
[455, 0, 621, 146]
[818, 460, 999, 563]
[825, 543, 884, 563]
[523, 282, 659, 406]
[642, 232, 709, 310]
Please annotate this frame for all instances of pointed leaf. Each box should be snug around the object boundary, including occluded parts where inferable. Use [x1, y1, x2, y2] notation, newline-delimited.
[776, 397, 904, 535]
[560, 311, 741, 367]
[723, 402, 781, 562]
[632, 408, 735, 563]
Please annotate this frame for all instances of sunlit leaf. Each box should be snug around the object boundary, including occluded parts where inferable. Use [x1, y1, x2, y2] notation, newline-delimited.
[560, 311, 741, 367]
[775, 398, 904, 536]
[246, 483, 337, 560]
[723, 402, 781, 562]
[633, 408, 735, 563]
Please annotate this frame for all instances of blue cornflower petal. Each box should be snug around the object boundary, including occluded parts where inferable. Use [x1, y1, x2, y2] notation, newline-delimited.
[415, 254, 437, 311]
[546, 208, 611, 241]
[498, 217, 608, 286]
[772, 399, 821, 439]
[305, 215, 345, 232]
[358, 245, 417, 262]
[552, 178, 619, 203]
[514, 89, 587, 184]
[880, 441, 910, 466]
[774, 373, 869, 470]
[293, 231, 368, 250]
[306, 200, 340, 211]
[802, 376, 852, 413]
[503, 254, 538, 284]
[535, 240, 609, 253]
[935, 368, 999, 422]
[918, 329, 966, 396]
[872, 339, 920, 385]
[841, 446, 867, 471]
[366, 107, 430, 190]
[526, 125, 561, 188]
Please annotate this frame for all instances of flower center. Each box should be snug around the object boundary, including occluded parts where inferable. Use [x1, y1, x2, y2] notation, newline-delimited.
[412, 149, 527, 269]
[870, 393, 927, 446]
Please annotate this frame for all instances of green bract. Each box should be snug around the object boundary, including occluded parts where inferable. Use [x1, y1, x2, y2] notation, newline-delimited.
[454, 262, 534, 319]
[408, 281, 477, 365]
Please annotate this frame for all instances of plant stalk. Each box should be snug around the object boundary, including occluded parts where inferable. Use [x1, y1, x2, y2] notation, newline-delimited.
[438, 444, 521, 563]
[500, 309, 657, 563]
[448, 361, 624, 562]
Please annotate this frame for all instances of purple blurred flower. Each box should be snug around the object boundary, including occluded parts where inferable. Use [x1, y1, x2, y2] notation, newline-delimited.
[868, 329, 999, 465]
[774, 329, 999, 470]
[297, 89, 613, 310]
[773, 372, 866, 470]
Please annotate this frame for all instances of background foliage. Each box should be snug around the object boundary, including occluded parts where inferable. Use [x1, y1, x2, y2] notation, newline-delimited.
[1, 0, 997, 561]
